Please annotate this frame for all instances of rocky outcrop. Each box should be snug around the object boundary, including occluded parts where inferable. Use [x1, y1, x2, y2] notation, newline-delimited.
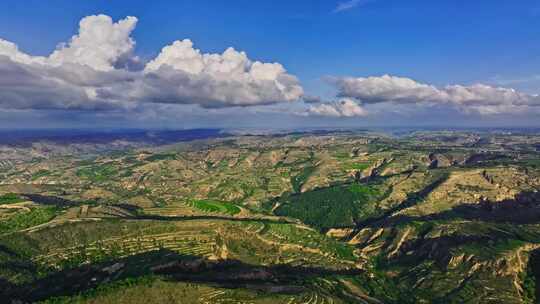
[427, 153, 451, 169]
[326, 228, 354, 239]
[356, 158, 393, 183]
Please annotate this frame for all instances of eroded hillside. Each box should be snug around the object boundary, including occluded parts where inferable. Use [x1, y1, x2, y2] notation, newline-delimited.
[1, 130, 539, 303]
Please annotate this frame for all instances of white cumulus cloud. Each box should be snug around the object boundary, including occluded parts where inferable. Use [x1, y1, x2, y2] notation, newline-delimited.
[141, 39, 303, 107]
[0, 14, 303, 111]
[307, 98, 367, 117]
[48, 15, 138, 71]
[332, 74, 540, 115]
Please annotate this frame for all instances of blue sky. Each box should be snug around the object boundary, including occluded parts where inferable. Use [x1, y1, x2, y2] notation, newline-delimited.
[0, 0, 539, 128]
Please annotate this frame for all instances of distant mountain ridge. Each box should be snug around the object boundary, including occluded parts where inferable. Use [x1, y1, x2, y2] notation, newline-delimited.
[0, 129, 230, 146]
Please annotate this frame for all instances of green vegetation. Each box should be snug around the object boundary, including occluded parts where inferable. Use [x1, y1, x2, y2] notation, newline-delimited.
[144, 153, 177, 162]
[40, 276, 159, 304]
[343, 162, 370, 171]
[2, 131, 540, 303]
[189, 199, 241, 215]
[332, 151, 350, 160]
[74, 159, 96, 166]
[0, 207, 58, 234]
[275, 183, 380, 230]
[119, 167, 135, 178]
[264, 223, 356, 260]
[521, 158, 540, 169]
[76, 163, 117, 182]
[31, 169, 51, 180]
[521, 249, 540, 304]
[460, 238, 527, 259]
[216, 159, 229, 169]
[407, 220, 435, 236]
[290, 165, 315, 193]
[0, 193, 24, 204]
[456, 184, 486, 192]
[39, 275, 296, 304]
[348, 183, 379, 197]
[153, 198, 166, 208]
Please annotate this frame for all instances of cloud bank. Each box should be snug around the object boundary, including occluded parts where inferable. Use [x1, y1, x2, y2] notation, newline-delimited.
[306, 98, 367, 117]
[1, 13, 538, 126]
[0, 14, 303, 111]
[331, 75, 540, 115]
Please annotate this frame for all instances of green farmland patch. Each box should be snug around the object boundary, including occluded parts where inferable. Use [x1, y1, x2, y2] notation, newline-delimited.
[189, 200, 241, 215]
[0, 206, 58, 234]
[274, 183, 380, 230]
[144, 153, 177, 162]
[0, 193, 25, 205]
[76, 164, 117, 182]
[291, 165, 316, 193]
[343, 162, 370, 171]
[31, 170, 51, 181]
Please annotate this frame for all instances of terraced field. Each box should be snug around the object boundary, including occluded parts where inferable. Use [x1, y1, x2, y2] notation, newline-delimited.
[1, 130, 540, 303]
[188, 199, 241, 215]
[33, 228, 218, 268]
